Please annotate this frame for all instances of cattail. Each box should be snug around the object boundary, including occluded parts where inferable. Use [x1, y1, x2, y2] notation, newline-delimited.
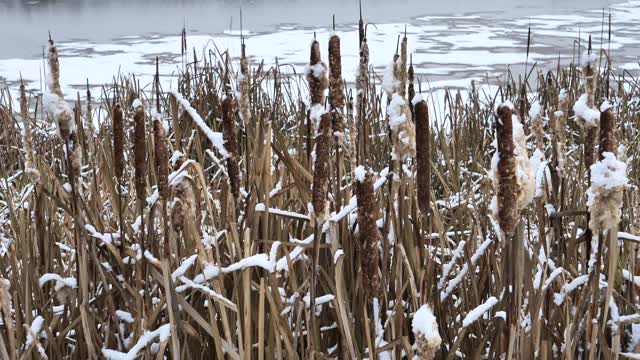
[598, 101, 616, 159]
[132, 100, 147, 202]
[113, 104, 125, 179]
[171, 176, 196, 232]
[586, 101, 625, 233]
[388, 94, 416, 161]
[408, 55, 415, 118]
[222, 95, 240, 199]
[328, 33, 345, 144]
[354, 166, 381, 300]
[398, 31, 408, 98]
[356, 38, 369, 160]
[574, 46, 600, 172]
[553, 90, 569, 176]
[306, 39, 328, 106]
[20, 81, 39, 182]
[529, 101, 544, 151]
[310, 106, 332, 224]
[46, 37, 75, 141]
[414, 96, 430, 216]
[153, 113, 170, 200]
[354, 168, 380, 296]
[238, 43, 251, 127]
[412, 304, 442, 359]
[69, 133, 82, 173]
[493, 103, 519, 236]
[48, 36, 63, 98]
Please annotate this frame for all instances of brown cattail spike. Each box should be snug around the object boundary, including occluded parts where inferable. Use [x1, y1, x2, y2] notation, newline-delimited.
[354, 168, 381, 300]
[222, 95, 240, 199]
[132, 101, 147, 202]
[496, 104, 519, 236]
[415, 98, 430, 216]
[599, 103, 616, 159]
[306, 40, 328, 106]
[311, 108, 332, 224]
[113, 104, 125, 179]
[328, 33, 345, 143]
[153, 116, 170, 200]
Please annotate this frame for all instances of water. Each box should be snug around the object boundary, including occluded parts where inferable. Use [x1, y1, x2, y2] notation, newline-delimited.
[1, 0, 639, 97]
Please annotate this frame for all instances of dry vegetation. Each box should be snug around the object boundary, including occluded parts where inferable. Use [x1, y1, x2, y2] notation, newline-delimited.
[0, 17, 639, 360]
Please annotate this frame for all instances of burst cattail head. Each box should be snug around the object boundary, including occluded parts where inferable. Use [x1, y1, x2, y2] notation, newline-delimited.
[553, 90, 569, 176]
[69, 132, 82, 173]
[586, 152, 627, 232]
[20, 80, 39, 182]
[306, 40, 328, 106]
[388, 94, 416, 161]
[113, 104, 125, 179]
[153, 112, 170, 200]
[132, 100, 147, 202]
[221, 95, 240, 199]
[529, 101, 544, 151]
[171, 176, 196, 232]
[412, 304, 442, 360]
[493, 103, 519, 236]
[353, 166, 381, 300]
[328, 33, 345, 143]
[414, 95, 430, 216]
[310, 105, 332, 224]
[48, 36, 63, 98]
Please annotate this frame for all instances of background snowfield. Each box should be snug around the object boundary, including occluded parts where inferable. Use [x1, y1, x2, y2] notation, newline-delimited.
[0, 0, 639, 102]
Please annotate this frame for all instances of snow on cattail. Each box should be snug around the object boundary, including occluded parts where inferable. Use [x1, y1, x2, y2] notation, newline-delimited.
[171, 176, 196, 232]
[306, 39, 328, 106]
[388, 93, 416, 161]
[354, 166, 381, 299]
[412, 304, 441, 359]
[222, 95, 240, 199]
[310, 105, 332, 225]
[132, 100, 147, 202]
[382, 59, 400, 97]
[414, 95, 430, 216]
[153, 111, 170, 200]
[112, 104, 125, 179]
[328, 33, 345, 143]
[586, 152, 627, 233]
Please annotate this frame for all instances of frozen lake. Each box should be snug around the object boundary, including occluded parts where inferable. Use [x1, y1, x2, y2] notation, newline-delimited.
[1, 0, 639, 98]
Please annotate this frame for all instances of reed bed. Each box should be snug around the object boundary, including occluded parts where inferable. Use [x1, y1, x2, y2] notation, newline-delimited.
[0, 25, 639, 360]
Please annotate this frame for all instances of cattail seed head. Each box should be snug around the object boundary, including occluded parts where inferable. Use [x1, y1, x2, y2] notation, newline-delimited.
[310, 106, 332, 224]
[354, 167, 381, 300]
[221, 95, 240, 199]
[20, 81, 39, 182]
[414, 97, 430, 216]
[113, 104, 125, 179]
[132, 101, 147, 202]
[48, 37, 63, 99]
[69, 133, 82, 173]
[328, 34, 345, 143]
[153, 113, 170, 200]
[171, 176, 196, 232]
[599, 102, 616, 159]
[494, 104, 519, 236]
[306, 40, 328, 106]
[388, 94, 416, 161]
